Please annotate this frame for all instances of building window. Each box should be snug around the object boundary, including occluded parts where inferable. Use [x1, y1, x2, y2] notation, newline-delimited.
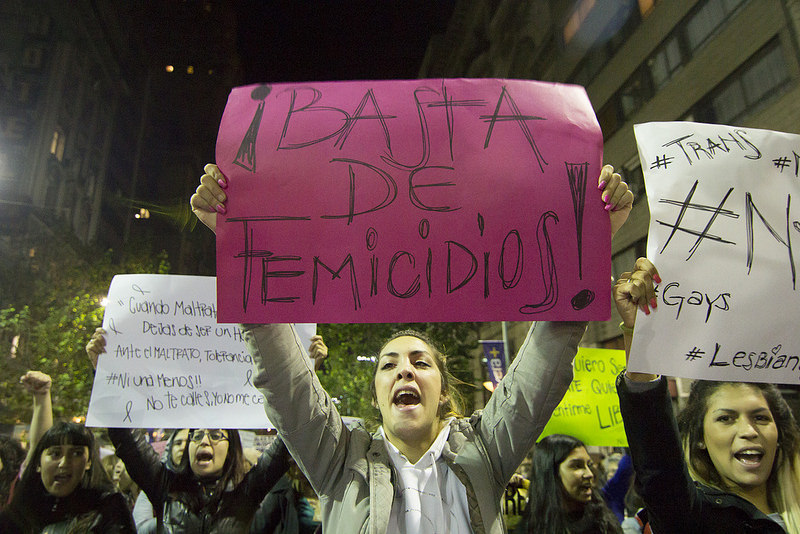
[647, 34, 683, 89]
[50, 128, 66, 162]
[572, 46, 608, 88]
[567, 2, 647, 86]
[44, 174, 60, 209]
[564, 0, 596, 45]
[693, 39, 789, 125]
[741, 43, 788, 104]
[598, 0, 751, 140]
[619, 66, 653, 119]
[685, 0, 746, 52]
[597, 100, 622, 141]
[710, 83, 747, 124]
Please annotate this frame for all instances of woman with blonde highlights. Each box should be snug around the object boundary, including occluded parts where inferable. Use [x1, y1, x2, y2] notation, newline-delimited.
[614, 257, 800, 533]
[678, 380, 800, 531]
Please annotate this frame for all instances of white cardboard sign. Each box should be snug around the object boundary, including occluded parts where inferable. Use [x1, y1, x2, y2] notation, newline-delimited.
[631, 122, 800, 385]
[86, 274, 313, 428]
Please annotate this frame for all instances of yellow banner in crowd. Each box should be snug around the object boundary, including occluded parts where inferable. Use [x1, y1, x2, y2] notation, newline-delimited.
[539, 347, 627, 446]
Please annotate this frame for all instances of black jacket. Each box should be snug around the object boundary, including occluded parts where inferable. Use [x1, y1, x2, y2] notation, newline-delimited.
[0, 487, 135, 534]
[109, 429, 290, 534]
[248, 475, 320, 534]
[617, 374, 787, 534]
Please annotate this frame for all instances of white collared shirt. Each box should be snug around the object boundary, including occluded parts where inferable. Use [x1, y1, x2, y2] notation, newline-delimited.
[381, 420, 472, 533]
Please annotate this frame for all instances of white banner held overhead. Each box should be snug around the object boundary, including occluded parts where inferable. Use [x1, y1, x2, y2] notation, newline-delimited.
[631, 122, 800, 385]
[86, 275, 313, 428]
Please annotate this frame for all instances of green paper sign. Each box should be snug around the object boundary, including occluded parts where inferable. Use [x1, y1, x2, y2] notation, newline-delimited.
[539, 347, 627, 446]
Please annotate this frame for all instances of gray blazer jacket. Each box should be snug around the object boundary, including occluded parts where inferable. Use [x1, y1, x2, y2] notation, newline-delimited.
[245, 321, 586, 534]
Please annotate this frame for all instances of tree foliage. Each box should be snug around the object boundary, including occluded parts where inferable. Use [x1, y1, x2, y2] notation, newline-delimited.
[0, 221, 486, 430]
[0, 226, 170, 425]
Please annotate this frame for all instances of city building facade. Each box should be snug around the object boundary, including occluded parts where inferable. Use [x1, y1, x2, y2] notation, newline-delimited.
[420, 0, 800, 404]
[0, 0, 132, 246]
[0, 1, 240, 275]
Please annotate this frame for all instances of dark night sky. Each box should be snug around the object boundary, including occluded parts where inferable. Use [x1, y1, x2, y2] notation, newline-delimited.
[118, 1, 457, 215]
[233, 1, 455, 84]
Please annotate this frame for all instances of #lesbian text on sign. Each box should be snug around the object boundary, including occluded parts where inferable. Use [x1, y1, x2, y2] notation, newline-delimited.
[631, 122, 800, 385]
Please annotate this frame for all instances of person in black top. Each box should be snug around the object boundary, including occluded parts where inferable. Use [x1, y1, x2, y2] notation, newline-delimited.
[0, 421, 135, 533]
[517, 434, 622, 534]
[87, 327, 292, 534]
[614, 257, 800, 533]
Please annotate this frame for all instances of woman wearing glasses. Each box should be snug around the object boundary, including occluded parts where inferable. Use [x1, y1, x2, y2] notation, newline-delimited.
[87, 332, 292, 533]
[107, 427, 290, 533]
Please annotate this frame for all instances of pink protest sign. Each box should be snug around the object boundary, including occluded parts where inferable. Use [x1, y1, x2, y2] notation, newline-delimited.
[215, 78, 608, 324]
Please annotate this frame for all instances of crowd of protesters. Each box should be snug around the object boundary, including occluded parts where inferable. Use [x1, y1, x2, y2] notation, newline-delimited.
[0, 160, 797, 534]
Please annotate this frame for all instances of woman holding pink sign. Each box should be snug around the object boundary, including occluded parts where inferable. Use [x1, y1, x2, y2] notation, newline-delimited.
[191, 163, 633, 533]
[614, 257, 800, 533]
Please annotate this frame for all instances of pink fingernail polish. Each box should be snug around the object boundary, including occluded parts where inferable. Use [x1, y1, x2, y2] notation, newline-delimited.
[605, 203, 612, 211]
[654, 274, 662, 283]
[650, 298, 657, 309]
[216, 204, 227, 214]
[598, 181, 607, 191]
[217, 179, 227, 189]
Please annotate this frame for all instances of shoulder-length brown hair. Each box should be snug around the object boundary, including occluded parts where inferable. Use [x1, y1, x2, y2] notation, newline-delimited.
[4, 422, 114, 533]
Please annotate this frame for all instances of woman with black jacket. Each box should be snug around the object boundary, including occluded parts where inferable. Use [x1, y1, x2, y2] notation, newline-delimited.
[517, 434, 622, 534]
[0, 422, 135, 534]
[87, 329, 292, 534]
[613, 257, 800, 533]
[108, 427, 290, 533]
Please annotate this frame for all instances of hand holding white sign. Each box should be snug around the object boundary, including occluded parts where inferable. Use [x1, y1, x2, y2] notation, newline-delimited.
[86, 274, 287, 429]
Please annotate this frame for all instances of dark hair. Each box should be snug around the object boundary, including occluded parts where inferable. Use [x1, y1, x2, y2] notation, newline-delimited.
[174, 429, 246, 512]
[369, 329, 466, 426]
[3, 422, 114, 532]
[0, 435, 24, 509]
[164, 428, 189, 472]
[523, 434, 621, 534]
[677, 381, 800, 493]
